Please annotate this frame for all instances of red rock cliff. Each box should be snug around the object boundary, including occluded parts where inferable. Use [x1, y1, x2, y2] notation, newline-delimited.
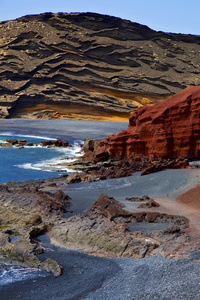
[102, 86, 200, 159]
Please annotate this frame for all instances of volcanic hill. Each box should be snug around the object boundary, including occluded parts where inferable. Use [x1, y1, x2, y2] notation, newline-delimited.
[1, 12, 200, 120]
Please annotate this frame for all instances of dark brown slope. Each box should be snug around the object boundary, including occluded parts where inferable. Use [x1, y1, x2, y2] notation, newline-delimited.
[0, 12, 200, 120]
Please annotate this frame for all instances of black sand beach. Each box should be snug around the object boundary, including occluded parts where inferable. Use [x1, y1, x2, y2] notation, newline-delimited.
[1, 234, 200, 300]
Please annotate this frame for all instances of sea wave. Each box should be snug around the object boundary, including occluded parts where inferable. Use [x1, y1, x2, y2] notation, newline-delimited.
[15, 142, 83, 173]
[0, 132, 54, 140]
[0, 263, 46, 286]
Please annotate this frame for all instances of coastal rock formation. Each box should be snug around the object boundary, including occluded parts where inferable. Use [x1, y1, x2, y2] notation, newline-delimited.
[65, 153, 189, 182]
[0, 184, 71, 276]
[40, 140, 71, 147]
[100, 86, 200, 160]
[50, 194, 190, 259]
[1, 13, 200, 119]
[0, 138, 72, 148]
[0, 175, 199, 275]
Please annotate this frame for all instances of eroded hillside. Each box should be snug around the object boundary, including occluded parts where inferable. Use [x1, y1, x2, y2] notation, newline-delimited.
[0, 12, 200, 120]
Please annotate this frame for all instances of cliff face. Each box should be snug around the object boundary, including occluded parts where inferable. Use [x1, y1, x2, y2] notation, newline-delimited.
[102, 86, 200, 159]
[1, 12, 200, 119]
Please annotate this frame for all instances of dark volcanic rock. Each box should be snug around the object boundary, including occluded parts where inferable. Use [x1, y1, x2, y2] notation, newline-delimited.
[74, 153, 189, 182]
[138, 199, 160, 208]
[6, 139, 18, 145]
[1, 13, 200, 119]
[0, 185, 71, 276]
[40, 140, 71, 147]
[0, 139, 34, 148]
[0, 185, 71, 216]
[92, 194, 130, 220]
[35, 189, 71, 215]
[50, 194, 191, 259]
[126, 195, 151, 202]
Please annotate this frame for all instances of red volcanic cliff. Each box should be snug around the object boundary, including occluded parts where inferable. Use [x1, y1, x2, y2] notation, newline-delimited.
[102, 86, 200, 160]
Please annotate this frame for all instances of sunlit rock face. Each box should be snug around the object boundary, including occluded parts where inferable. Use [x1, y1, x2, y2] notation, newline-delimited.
[102, 86, 200, 159]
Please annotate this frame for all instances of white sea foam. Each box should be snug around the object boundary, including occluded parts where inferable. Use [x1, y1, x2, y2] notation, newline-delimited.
[0, 132, 54, 140]
[0, 264, 46, 286]
[0, 140, 8, 143]
[15, 142, 83, 173]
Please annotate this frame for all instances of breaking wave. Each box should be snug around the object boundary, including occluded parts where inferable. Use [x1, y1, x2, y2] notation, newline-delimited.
[15, 142, 83, 173]
[0, 263, 46, 286]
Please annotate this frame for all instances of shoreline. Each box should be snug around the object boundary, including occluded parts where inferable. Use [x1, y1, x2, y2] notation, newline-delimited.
[1, 233, 200, 300]
[0, 170, 200, 299]
[1, 120, 200, 299]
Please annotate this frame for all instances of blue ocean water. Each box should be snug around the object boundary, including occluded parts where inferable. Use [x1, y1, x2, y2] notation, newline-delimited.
[0, 134, 82, 183]
[0, 119, 128, 184]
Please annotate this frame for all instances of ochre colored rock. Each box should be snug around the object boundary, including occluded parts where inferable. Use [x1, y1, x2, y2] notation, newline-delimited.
[102, 86, 200, 159]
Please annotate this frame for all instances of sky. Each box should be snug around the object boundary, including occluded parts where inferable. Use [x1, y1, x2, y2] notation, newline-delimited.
[0, 0, 200, 35]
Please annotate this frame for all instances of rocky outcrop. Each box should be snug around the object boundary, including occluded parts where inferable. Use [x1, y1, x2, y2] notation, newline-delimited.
[1, 13, 200, 119]
[100, 86, 200, 160]
[65, 154, 189, 182]
[0, 176, 198, 271]
[40, 140, 71, 147]
[50, 194, 190, 259]
[0, 139, 33, 147]
[0, 184, 71, 276]
[0, 138, 72, 148]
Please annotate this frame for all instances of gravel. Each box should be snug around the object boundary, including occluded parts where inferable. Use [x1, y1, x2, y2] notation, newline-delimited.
[85, 255, 200, 300]
[1, 235, 200, 300]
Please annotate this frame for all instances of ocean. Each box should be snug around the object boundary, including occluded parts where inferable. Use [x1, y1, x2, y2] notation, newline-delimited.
[0, 119, 128, 286]
[0, 134, 83, 183]
[0, 119, 128, 184]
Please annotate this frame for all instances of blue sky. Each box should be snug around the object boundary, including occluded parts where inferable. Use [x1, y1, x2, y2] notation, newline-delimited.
[1, 0, 200, 35]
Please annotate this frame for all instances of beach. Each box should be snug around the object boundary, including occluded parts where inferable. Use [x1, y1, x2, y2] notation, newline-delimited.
[1, 235, 200, 300]
[0, 120, 200, 299]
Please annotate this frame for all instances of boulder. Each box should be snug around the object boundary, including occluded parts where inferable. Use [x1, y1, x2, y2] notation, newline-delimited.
[40, 140, 53, 146]
[138, 199, 160, 208]
[126, 195, 151, 202]
[82, 138, 106, 162]
[92, 194, 130, 220]
[6, 139, 18, 145]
